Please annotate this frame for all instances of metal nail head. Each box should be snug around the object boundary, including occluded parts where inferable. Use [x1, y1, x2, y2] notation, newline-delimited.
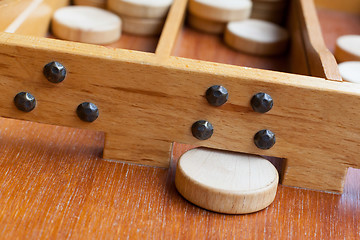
[206, 85, 229, 106]
[43, 61, 67, 83]
[251, 92, 273, 113]
[254, 129, 276, 150]
[14, 92, 36, 112]
[76, 102, 99, 122]
[191, 120, 214, 140]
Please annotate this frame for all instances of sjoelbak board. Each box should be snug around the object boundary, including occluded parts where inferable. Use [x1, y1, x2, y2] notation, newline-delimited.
[0, 0, 358, 193]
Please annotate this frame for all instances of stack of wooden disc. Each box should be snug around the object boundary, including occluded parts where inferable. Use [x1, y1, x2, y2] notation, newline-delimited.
[187, 0, 253, 34]
[73, 0, 107, 9]
[107, 0, 173, 36]
[251, 0, 288, 24]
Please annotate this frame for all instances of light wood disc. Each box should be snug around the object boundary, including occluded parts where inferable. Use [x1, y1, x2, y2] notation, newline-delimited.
[52, 6, 121, 44]
[338, 61, 360, 83]
[188, 0, 252, 22]
[107, 0, 173, 19]
[175, 148, 279, 214]
[335, 35, 360, 63]
[224, 19, 289, 56]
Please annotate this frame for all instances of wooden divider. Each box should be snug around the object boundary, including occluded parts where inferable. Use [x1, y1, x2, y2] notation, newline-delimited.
[296, 0, 342, 81]
[155, 0, 188, 58]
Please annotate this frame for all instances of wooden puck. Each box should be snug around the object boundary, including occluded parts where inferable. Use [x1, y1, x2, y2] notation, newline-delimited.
[187, 13, 226, 34]
[52, 6, 121, 44]
[107, 0, 173, 19]
[224, 19, 289, 56]
[121, 15, 165, 36]
[335, 35, 360, 63]
[188, 0, 252, 22]
[338, 61, 360, 83]
[175, 148, 279, 214]
[73, 0, 106, 8]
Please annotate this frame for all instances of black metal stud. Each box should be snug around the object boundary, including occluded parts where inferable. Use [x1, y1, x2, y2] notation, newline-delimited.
[254, 129, 276, 150]
[76, 102, 99, 122]
[43, 61, 67, 83]
[251, 92, 273, 113]
[191, 120, 214, 140]
[206, 85, 229, 106]
[14, 92, 36, 112]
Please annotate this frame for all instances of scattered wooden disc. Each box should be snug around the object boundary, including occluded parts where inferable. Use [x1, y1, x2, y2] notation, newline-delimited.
[335, 35, 360, 63]
[73, 0, 106, 8]
[187, 13, 226, 34]
[338, 61, 360, 83]
[52, 6, 121, 44]
[224, 19, 289, 56]
[107, 0, 173, 19]
[188, 0, 252, 22]
[121, 15, 165, 36]
[175, 148, 279, 214]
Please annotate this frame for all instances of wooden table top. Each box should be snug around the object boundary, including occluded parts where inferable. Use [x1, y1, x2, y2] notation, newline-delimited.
[0, 7, 359, 240]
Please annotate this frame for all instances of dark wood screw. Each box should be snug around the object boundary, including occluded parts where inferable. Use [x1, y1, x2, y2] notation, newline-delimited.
[192, 120, 214, 140]
[251, 92, 273, 113]
[76, 102, 99, 122]
[14, 92, 36, 112]
[43, 61, 67, 83]
[254, 129, 276, 150]
[206, 85, 229, 106]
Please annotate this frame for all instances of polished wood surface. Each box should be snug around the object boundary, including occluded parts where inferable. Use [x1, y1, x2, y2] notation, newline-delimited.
[315, 0, 360, 14]
[0, 118, 359, 239]
[0, 4, 359, 239]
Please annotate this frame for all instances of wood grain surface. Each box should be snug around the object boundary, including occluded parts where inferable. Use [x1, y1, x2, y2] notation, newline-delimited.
[0, 3, 359, 240]
[0, 118, 359, 239]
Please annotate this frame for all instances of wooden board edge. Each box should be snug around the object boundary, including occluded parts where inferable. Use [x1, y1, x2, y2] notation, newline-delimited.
[297, 0, 342, 81]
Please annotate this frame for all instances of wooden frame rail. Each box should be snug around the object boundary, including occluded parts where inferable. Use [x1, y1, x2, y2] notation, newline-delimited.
[0, 0, 356, 193]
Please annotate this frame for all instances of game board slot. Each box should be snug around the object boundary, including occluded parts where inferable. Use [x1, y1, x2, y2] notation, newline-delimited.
[0, 0, 172, 53]
[172, 24, 291, 74]
[171, 0, 341, 80]
[171, 3, 292, 74]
